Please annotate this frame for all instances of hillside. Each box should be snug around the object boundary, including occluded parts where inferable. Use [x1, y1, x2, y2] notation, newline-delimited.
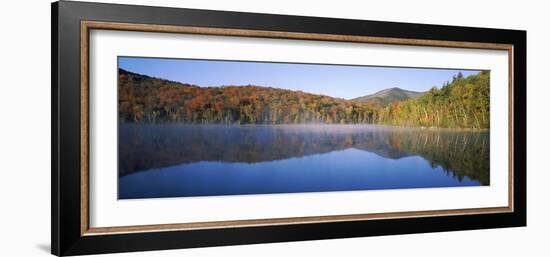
[351, 87, 424, 107]
[118, 69, 489, 129]
[119, 69, 377, 124]
[376, 71, 490, 128]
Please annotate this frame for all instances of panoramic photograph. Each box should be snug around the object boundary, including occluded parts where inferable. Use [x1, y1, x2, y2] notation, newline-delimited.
[117, 56, 490, 200]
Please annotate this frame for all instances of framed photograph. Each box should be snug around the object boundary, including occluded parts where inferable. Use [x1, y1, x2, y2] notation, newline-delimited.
[52, 1, 526, 256]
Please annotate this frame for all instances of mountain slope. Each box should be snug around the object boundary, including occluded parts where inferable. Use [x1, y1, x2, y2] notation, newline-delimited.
[119, 68, 489, 128]
[351, 87, 424, 107]
[377, 71, 490, 128]
[118, 68, 377, 124]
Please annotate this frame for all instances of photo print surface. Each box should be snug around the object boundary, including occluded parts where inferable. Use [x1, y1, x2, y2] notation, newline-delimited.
[117, 57, 490, 200]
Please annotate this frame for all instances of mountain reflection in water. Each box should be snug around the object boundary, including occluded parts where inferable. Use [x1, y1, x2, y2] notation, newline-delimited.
[118, 124, 489, 199]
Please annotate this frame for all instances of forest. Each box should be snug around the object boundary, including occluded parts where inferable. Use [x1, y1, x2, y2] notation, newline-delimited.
[375, 71, 490, 129]
[118, 69, 489, 129]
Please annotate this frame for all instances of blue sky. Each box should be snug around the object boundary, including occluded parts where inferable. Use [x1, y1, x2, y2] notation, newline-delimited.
[119, 56, 481, 99]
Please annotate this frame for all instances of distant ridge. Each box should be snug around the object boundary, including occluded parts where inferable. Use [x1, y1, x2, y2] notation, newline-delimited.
[118, 68, 489, 129]
[351, 87, 425, 106]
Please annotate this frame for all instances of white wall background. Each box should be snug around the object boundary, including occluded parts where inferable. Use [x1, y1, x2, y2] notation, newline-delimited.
[0, 0, 547, 256]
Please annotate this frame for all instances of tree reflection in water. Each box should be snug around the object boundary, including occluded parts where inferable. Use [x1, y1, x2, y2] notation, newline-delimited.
[119, 124, 489, 185]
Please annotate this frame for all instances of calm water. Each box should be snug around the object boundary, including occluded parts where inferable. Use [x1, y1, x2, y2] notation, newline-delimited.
[118, 124, 489, 199]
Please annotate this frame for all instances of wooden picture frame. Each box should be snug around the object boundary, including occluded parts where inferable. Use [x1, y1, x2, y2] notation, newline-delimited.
[52, 1, 526, 256]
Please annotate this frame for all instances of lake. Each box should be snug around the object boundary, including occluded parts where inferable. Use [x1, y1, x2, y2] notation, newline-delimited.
[118, 124, 489, 199]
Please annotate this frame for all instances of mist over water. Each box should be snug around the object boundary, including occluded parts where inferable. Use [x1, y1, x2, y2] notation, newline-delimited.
[118, 124, 489, 199]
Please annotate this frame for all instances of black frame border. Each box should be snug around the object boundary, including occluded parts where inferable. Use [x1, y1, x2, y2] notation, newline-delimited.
[52, 1, 526, 256]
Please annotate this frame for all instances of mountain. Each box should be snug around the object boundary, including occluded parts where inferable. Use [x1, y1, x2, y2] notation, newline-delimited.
[351, 87, 424, 107]
[118, 68, 489, 128]
[377, 71, 490, 129]
[118, 68, 378, 124]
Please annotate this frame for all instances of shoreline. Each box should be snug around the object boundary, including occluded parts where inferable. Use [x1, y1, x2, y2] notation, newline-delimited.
[119, 122, 489, 131]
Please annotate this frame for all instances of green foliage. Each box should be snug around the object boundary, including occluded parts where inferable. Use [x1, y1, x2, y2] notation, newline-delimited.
[351, 87, 424, 107]
[376, 71, 490, 129]
[118, 69, 489, 129]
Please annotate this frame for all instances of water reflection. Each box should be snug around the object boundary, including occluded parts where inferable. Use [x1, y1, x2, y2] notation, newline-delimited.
[118, 124, 489, 199]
